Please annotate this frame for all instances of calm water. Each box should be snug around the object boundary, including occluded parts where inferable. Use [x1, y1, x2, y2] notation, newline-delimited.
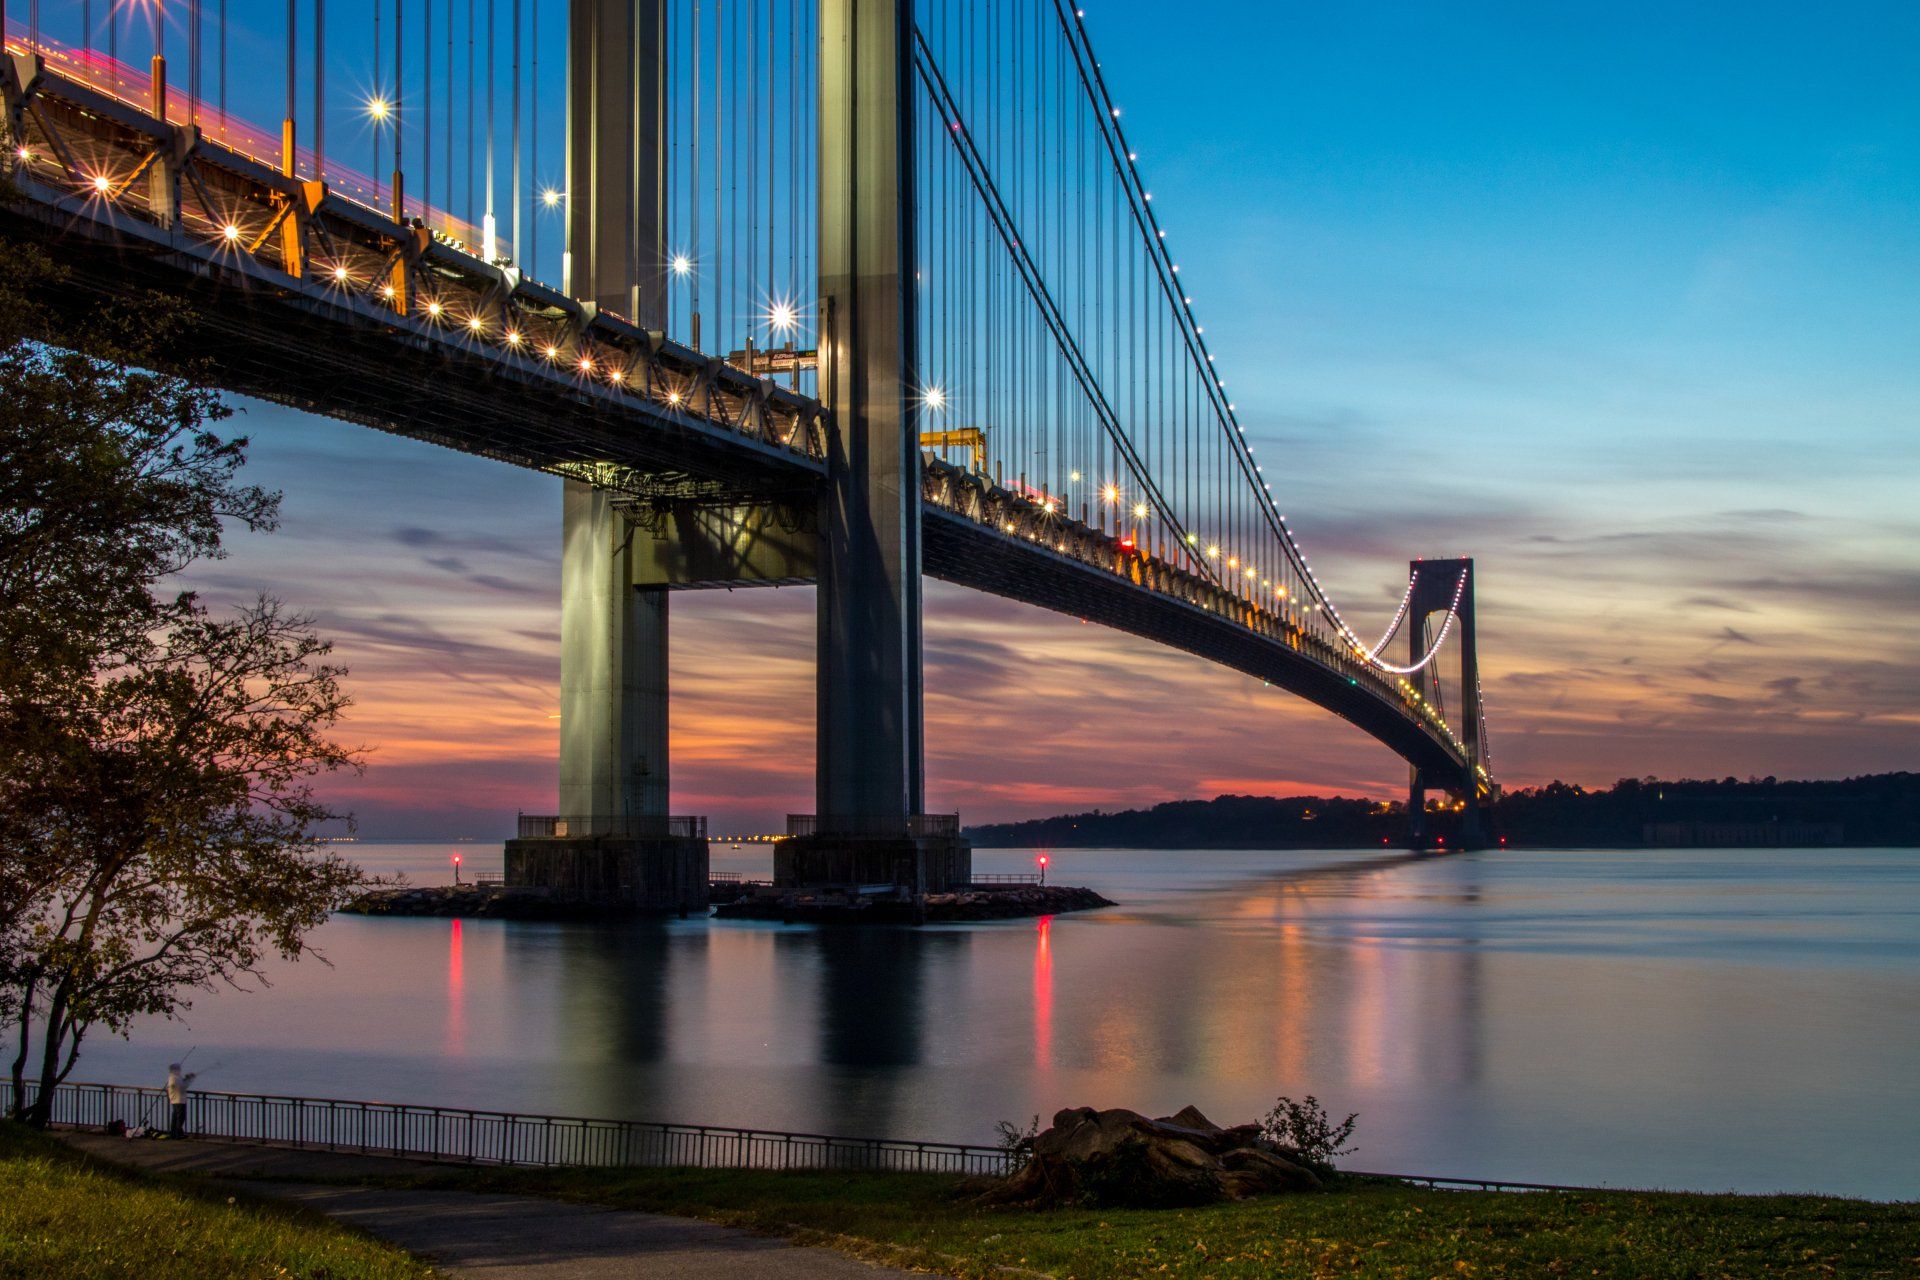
[79, 844, 1920, 1199]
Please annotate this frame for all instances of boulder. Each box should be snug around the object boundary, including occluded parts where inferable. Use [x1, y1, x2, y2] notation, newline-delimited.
[983, 1105, 1322, 1209]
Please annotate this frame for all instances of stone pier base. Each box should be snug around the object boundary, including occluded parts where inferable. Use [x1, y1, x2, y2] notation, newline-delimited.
[503, 836, 708, 915]
[774, 834, 972, 895]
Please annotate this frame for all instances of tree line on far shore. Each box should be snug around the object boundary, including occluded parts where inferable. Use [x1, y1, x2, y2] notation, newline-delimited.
[963, 772, 1920, 849]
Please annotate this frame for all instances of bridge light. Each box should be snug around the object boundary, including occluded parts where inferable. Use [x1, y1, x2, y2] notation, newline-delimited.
[221, 223, 241, 241]
[1102, 483, 1120, 504]
[578, 354, 594, 372]
[541, 187, 563, 208]
[91, 174, 113, 194]
[381, 284, 395, 300]
[1185, 532, 1197, 544]
[671, 253, 692, 276]
[332, 265, 351, 282]
[1069, 470, 1081, 482]
[666, 389, 684, 406]
[426, 300, 444, 318]
[1132, 502, 1148, 519]
[365, 96, 391, 122]
[1206, 544, 1219, 558]
[543, 344, 561, 360]
[467, 315, 485, 332]
[923, 385, 947, 411]
[15, 147, 32, 162]
[769, 300, 798, 335]
[505, 329, 523, 345]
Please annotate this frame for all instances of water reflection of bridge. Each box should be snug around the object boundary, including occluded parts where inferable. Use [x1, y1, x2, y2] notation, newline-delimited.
[503, 851, 1484, 1140]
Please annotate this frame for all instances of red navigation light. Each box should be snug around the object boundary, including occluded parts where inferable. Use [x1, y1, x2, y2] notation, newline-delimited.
[1499, 836, 1508, 846]
[1118, 535, 1136, 552]
[1436, 836, 1445, 846]
[452, 853, 462, 864]
[1038, 854, 1050, 867]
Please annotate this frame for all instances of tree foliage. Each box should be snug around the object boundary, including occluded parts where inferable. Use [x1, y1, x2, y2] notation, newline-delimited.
[0, 238, 368, 1123]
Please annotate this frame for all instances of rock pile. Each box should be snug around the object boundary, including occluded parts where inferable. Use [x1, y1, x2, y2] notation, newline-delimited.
[983, 1105, 1322, 1208]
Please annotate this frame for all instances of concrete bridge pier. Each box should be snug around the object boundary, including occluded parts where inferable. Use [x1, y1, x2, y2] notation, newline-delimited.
[1407, 769, 1431, 851]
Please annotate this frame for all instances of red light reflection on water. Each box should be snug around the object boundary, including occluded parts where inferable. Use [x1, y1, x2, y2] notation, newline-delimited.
[1034, 914, 1054, 1068]
[446, 919, 466, 1052]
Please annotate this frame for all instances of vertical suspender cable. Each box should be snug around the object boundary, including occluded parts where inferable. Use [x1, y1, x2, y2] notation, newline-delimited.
[314, 0, 325, 179]
[393, 0, 405, 223]
[284, 0, 296, 172]
[186, 0, 197, 123]
[424, 0, 432, 221]
[373, 0, 383, 208]
[465, 0, 474, 226]
[528, 0, 537, 280]
[484, 0, 496, 260]
[691, 0, 701, 349]
[444, 0, 453, 225]
[510, 0, 520, 268]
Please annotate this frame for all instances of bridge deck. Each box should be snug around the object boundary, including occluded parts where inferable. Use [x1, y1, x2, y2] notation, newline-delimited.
[2, 47, 1484, 798]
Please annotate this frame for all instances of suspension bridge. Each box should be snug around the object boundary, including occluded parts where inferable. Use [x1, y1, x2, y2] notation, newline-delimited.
[2, 0, 1492, 905]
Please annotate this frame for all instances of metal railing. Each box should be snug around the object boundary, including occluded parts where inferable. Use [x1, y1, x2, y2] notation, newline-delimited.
[5, 1081, 1660, 1194]
[785, 813, 962, 839]
[970, 873, 1042, 886]
[516, 814, 709, 840]
[5, 1081, 1013, 1176]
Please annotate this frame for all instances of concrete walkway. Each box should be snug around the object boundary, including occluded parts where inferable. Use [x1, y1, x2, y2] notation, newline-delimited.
[58, 1133, 920, 1279]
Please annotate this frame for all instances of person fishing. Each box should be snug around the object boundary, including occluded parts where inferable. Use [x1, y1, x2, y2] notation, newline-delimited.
[163, 1061, 196, 1139]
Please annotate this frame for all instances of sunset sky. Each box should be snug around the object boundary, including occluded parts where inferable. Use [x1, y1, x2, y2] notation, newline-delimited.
[174, 0, 1920, 836]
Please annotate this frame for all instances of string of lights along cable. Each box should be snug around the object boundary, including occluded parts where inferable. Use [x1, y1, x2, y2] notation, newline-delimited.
[0, 0, 1485, 775]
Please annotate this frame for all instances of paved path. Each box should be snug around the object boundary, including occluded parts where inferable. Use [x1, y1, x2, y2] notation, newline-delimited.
[59, 1133, 919, 1279]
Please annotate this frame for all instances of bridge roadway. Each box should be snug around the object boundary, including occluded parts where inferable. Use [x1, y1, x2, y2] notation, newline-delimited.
[1, 50, 1481, 797]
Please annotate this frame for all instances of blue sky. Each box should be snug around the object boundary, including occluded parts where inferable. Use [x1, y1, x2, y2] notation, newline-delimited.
[58, 0, 1915, 833]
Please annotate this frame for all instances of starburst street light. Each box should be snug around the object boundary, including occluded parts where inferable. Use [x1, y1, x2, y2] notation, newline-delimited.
[923, 385, 947, 411]
[1132, 502, 1149, 519]
[768, 299, 798, 336]
[541, 187, 563, 208]
[670, 253, 692, 277]
[1102, 483, 1121, 505]
[365, 95, 391, 122]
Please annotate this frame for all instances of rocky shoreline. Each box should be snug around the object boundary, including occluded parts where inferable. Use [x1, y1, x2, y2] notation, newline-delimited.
[712, 884, 1114, 924]
[341, 884, 645, 921]
[341, 881, 1114, 924]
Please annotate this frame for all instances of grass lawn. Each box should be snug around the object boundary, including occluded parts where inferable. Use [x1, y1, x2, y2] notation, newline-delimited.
[353, 1163, 1920, 1279]
[0, 1122, 437, 1280]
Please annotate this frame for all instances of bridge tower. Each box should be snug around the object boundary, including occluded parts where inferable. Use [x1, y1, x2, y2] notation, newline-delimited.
[773, 0, 969, 892]
[1404, 558, 1486, 851]
[507, 0, 706, 912]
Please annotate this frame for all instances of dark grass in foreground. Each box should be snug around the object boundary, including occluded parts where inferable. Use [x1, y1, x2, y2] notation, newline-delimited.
[344, 1163, 1919, 1279]
[0, 1123, 435, 1280]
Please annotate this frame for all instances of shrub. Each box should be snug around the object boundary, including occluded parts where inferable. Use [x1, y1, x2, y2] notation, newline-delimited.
[1259, 1096, 1357, 1168]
